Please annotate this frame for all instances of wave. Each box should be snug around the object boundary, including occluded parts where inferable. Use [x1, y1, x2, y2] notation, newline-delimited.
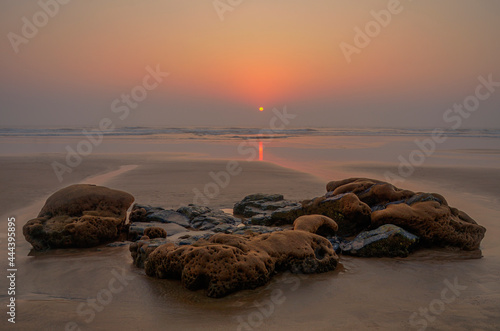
[0, 127, 499, 139]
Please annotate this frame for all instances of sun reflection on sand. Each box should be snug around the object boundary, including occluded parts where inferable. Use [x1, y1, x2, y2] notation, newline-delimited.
[259, 141, 263, 161]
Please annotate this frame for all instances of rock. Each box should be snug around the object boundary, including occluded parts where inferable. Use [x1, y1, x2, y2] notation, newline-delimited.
[302, 193, 371, 236]
[371, 198, 485, 250]
[332, 224, 419, 257]
[250, 214, 272, 225]
[129, 207, 147, 223]
[129, 204, 191, 228]
[176, 204, 212, 220]
[106, 241, 132, 247]
[327, 237, 347, 254]
[293, 215, 338, 237]
[128, 222, 186, 241]
[129, 204, 244, 240]
[234, 193, 299, 216]
[146, 210, 190, 228]
[232, 225, 283, 235]
[129, 231, 218, 268]
[269, 205, 305, 224]
[129, 204, 164, 223]
[234, 194, 308, 226]
[212, 224, 235, 233]
[239, 206, 266, 218]
[130, 238, 170, 268]
[23, 184, 134, 250]
[326, 178, 486, 250]
[157, 230, 216, 246]
[138, 230, 338, 298]
[133, 203, 161, 211]
[233, 193, 284, 215]
[144, 227, 167, 239]
[327, 178, 414, 206]
[190, 210, 242, 230]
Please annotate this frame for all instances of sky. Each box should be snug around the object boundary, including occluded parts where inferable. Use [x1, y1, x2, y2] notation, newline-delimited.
[1, 0, 499, 128]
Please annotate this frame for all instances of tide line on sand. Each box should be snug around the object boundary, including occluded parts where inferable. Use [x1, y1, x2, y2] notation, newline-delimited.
[80, 164, 138, 186]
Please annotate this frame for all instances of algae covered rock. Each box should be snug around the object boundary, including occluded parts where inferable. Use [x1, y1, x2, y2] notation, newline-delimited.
[371, 197, 484, 250]
[293, 215, 338, 237]
[23, 184, 134, 250]
[128, 222, 186, 241]
[137, 230, 339, 298]
[325, 178, 486, 250]
[302, 193, 371, 236]
[144, 227, 167, 239]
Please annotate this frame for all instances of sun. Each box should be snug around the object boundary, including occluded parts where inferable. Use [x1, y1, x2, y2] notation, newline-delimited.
[259, 107, 264, 111]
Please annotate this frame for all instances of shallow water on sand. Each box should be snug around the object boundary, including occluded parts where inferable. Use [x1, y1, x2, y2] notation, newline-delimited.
[1, 175, 498, 331]
[1, 134, 499, 330]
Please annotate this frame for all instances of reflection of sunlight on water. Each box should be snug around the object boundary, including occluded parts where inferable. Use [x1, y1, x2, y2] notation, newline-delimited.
[259, 141, 263, 161]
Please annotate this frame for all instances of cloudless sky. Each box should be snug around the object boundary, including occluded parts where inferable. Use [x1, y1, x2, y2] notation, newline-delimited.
[1, 0, 499, 128]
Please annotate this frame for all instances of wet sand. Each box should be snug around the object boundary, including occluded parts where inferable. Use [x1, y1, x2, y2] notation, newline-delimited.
[1, 153, 499, 330]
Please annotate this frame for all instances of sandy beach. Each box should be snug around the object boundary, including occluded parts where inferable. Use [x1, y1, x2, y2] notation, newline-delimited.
[1, 144, 499, 330]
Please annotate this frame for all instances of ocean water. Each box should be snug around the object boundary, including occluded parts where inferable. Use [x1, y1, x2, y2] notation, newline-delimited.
[1, 126, 500, 139]
[1, 127, 499, 174]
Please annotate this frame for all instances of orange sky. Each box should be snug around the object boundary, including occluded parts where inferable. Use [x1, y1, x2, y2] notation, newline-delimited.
[1, 0, 499, 127]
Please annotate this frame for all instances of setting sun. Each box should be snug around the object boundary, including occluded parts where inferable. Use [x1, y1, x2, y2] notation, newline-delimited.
[259, 107, 264, 111]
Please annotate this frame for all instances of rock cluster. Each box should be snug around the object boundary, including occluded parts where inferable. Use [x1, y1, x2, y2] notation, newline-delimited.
[132, 229, 339, 298]
[327, 178, 486, 250]
[232, 192, 372, 236]
[23, 184, 134, 250]
[128, 203, 284, 244]
[23, 178, 487, 298]
[232, 178, 486, 251]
